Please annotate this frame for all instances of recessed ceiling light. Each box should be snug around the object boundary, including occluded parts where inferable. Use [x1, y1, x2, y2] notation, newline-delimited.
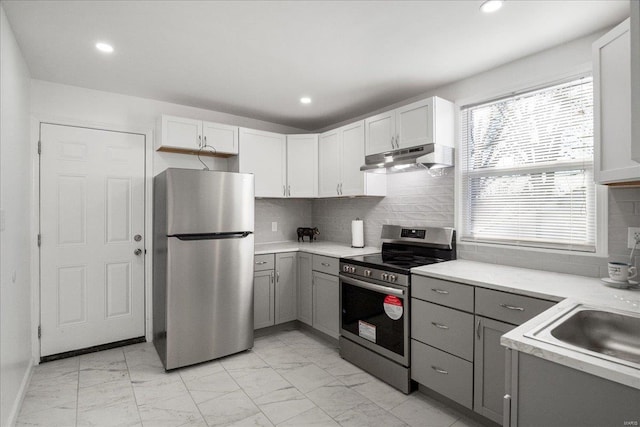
[95, 42, 114, 53]
[480, 0, 503, 13]
[300, 97, 312, 104]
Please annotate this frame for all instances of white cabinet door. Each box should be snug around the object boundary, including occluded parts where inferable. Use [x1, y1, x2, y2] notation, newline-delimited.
[254, 270, 275, 329]
[594, 19, 640, 183]
[318, 129, 341, 197]
[312, 271, 339, 339]
[365, 110, 395, 155]
[297, 252, 313, 326]
[287, 134, 318, 197]
[396, 98, 433, 149]
[160, 115, 202, 150]
[202, 121, 238, 154]
[239, 128, 287, 197]
[340, 121, 366, 196]
[275, 252, 297, 324]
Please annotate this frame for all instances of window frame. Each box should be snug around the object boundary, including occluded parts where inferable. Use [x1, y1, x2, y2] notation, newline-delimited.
[454, 72, 608, 257]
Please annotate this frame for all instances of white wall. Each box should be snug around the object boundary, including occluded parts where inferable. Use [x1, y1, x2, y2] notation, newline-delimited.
[1, 5, 34, 426]
[30, 80, 307, 175]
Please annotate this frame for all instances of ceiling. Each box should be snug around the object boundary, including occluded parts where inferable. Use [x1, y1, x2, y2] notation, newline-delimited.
[2, 0, 630, 131]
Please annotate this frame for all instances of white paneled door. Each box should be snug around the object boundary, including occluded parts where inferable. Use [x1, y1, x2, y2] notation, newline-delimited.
[39, 123, 145, 357]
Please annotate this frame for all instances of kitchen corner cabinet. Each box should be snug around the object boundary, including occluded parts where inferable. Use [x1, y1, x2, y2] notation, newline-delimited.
[275, 252, 298, 324]
[253, 252, 297, 329]
[235, 128, 287, 197]
[297, 254, 340, 339]
[365, 97, 454, 156]
[287, 134, 318, 197]
[594, 19, 640, 184]
[156, 114, 238, 155]
[297, 252, 313, 326]
[318, 121, 386, 197]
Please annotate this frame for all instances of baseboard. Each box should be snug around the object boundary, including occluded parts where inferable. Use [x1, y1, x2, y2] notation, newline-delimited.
[6, 357, 35, 427]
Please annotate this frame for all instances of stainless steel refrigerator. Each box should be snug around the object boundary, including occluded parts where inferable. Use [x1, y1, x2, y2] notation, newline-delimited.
[153, 168, 255, 370]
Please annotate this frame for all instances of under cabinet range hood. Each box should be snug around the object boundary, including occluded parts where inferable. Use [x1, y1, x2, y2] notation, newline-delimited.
[360, 143, 454, 174]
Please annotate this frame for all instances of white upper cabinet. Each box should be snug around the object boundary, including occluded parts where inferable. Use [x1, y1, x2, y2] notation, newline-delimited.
[365, 97, 454, 156]
[594, 19, 640, 184]
[156, 115, 238, 155]
[318, 121, 386, 197]
[630, 1, 640, 163]
[286, 134, 318, 197]
[236, 128, 287, 197]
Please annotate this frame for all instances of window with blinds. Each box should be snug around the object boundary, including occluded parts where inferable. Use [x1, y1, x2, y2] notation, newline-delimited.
[460, 77, 596, 252]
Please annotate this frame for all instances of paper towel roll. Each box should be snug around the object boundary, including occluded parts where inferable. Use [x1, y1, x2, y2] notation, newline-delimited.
[351, 219, 364, 248]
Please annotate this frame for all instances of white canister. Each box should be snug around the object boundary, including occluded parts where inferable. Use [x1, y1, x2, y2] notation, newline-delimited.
[351, 219, 364, 248]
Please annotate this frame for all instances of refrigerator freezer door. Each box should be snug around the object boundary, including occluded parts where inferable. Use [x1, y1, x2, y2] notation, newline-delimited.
[165, 169, 254, 235]
[164, 233, 254, 369]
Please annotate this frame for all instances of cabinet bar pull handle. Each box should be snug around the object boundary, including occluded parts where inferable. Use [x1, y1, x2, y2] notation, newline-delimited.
[431, 288, 449, 295]
[431, 322, 449, 330]
[500, 304, 525, 311]
[276, 272, 280, 282]
[204, 135, 207, 145]
[288, 185, 291, 196]
[431, 366, 448, 375]
[256, 261, 267, 265]
[476, 319, 481, 339]
[283, 185, 286, 196]
[198, 135, 202, 147]
[336, 183, 340, 195]
[321, 262, 331, 267]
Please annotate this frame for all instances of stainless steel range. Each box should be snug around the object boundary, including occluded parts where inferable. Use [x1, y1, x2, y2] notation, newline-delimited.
[339, 225, 456, 393]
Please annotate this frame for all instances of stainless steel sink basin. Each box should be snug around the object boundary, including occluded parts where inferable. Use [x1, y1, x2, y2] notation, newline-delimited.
[525, 304, 640, 369]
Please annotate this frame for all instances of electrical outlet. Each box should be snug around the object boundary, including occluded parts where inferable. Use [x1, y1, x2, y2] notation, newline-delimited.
[271, 222, 277, 232]
[628, 227, 640, 249]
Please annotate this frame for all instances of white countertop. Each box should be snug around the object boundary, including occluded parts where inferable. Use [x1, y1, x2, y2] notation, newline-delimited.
[412, 259, 640, 389]
[255, 241, 380, 258]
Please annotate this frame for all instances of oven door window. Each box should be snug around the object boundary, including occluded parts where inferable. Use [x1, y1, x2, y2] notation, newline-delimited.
[341, 281, 405, 357]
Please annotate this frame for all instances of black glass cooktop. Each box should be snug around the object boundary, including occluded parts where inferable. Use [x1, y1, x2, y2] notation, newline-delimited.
[342, 242, 452, 274]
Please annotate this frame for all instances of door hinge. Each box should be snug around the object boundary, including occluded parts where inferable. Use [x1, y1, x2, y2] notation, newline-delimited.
[37, 234, 41, 247]
[37, 140, 41, 155]
[38, 325, 41, 339]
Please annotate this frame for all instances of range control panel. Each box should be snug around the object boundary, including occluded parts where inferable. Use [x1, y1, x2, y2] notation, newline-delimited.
[400, 228, 426, 239]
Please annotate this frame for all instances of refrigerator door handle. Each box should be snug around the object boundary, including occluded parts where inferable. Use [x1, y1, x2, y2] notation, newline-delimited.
[171, 232, 252, 241]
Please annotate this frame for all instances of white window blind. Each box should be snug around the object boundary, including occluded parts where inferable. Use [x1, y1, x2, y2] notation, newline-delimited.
[460, 77, 596, 252]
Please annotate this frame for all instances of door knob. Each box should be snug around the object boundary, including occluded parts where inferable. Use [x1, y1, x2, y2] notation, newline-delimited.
[134, 249, 142, 256]
[134, 234, 142, 242]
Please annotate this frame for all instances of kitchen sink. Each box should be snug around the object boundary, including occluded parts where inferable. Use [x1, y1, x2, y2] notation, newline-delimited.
[525, 304, 640, 370]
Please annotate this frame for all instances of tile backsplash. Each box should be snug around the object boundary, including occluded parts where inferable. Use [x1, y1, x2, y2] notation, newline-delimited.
[256, 171, 640, 279]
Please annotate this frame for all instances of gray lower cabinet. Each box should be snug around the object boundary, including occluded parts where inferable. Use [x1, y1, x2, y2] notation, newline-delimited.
[253, 270, 275, 329]
[312, 271, 339, 338]
[297, 252, 313, 326]
[474, 316, 514, 424]
[506, 350, 640, 427]
[275, 252, 297, 324]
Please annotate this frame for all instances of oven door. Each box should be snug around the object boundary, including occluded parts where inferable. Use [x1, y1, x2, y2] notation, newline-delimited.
[339, 274, 409, 366]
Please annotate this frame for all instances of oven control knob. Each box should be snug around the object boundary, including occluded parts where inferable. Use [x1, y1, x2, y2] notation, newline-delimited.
[381, 273, 388, 281]
[349, 266, 356, 273]
[364, 270, 371, 277]
[343, 265, 349, 272]
[389, 274, 396, 282]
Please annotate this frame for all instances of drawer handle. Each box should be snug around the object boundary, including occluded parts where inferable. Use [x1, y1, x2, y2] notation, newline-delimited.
[500, 304, 525, 312]
[431, 366, 449, 375]
[431, 322, 449, 330]
[431, 288, 449, 295]
[255, 261, 268, 265]
[321, 262, 331, 267]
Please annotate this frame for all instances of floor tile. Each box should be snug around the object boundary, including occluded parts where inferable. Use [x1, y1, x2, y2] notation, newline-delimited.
[17, 328, 478, 427]
[306, 381, 370, 418]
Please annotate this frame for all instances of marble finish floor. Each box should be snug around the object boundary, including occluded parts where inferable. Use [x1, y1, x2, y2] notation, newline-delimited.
[17, 329, 486, 427]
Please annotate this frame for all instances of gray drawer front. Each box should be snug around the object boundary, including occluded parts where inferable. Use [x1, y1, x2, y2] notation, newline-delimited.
[254, 254, 275, 271]
[411, 340, 473, 409]
[312, 255, 339, 276]
[412, 275, 474, 312]
[411, 299, 474, 361]
[475, 288, 555, 325]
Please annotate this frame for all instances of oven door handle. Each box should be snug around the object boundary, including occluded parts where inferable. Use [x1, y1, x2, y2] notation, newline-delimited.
[340, 275, 405, 297]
